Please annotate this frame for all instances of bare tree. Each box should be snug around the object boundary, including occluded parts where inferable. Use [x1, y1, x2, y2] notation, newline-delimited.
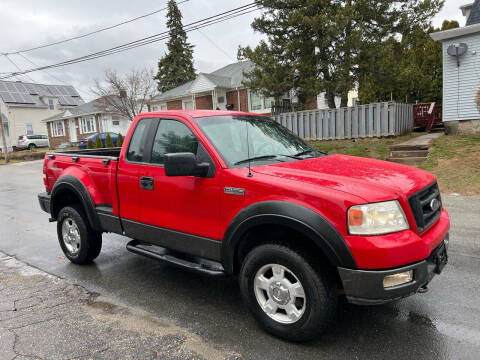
[92, 68, 157, 121]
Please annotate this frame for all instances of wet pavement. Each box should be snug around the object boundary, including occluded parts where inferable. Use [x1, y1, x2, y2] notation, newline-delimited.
[1, 160, 479, 360]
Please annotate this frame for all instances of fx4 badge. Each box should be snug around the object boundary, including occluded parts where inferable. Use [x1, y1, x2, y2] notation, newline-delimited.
[224, 187, 245, 196]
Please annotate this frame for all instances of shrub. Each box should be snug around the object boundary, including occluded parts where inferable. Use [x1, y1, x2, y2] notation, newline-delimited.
[86, 138, 94, 149]
[117, 133, 124, 147]
[105, 133, 114, 148]
[94, 136, 103, 148]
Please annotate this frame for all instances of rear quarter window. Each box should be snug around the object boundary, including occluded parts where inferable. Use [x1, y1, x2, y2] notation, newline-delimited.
[126, 119, 151, 162]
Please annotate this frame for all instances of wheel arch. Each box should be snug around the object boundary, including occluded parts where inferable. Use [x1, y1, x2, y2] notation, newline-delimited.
[221, 201, 357, 275]
[50, 175, 102, 232]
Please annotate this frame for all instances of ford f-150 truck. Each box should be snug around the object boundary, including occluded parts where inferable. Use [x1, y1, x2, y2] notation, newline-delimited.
[38, 110, 450, 341]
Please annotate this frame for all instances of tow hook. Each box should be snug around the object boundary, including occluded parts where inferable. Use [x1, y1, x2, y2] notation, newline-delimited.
[418, 284, 429, 294]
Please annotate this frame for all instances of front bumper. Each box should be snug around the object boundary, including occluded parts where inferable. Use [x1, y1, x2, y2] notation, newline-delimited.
[38, 192, 51, 214]
[339, 234, 449, 305]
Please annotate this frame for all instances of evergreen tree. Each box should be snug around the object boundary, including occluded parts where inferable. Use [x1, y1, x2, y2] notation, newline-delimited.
[105, 133, 114, 148]
[86, 138, 94, 149]
[116, 133, 124, 147]
[358, 20, 459, 104]
[240, 0, 444, 108]
[154, 0, 196, 92]
[94, 136, 103, 149]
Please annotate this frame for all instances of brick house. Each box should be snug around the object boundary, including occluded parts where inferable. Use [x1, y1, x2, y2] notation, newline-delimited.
[148, 61, 275, 114]
[42, 98, 131, 148]
[0, 80, 83, 151]
[148, 60, 358, 114]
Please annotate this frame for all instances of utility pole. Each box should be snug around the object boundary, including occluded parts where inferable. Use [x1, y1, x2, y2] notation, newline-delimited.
[0, 116, 9, 163]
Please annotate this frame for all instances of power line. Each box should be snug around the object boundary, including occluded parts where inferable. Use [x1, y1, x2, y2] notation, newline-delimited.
[0, 0, 191, 56]
[16, 53, 92, 98]
[3, 55, 37, 83]
[195, 28, 235, 62]
[0, 3, 260, 80]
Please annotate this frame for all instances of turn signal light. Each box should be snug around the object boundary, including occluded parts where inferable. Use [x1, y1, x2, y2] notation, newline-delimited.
[348, 209, 363, 227]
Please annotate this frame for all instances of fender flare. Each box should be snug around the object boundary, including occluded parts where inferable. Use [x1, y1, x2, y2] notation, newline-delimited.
[50, 175, 102, 232]
[221, 201, 357, 274]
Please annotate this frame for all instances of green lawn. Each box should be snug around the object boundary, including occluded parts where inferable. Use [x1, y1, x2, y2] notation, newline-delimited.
[309, 132, 425, 160]
[309, 133, 480, 196]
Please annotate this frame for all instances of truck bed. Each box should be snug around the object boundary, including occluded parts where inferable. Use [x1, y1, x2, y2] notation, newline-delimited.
[50, 147, 122, 159]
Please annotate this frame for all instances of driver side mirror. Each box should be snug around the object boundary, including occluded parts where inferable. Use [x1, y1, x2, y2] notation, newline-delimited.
[164, 152, 210, 177]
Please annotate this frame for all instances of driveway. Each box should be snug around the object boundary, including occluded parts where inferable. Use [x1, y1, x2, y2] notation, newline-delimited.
[0, 160, 479, 360]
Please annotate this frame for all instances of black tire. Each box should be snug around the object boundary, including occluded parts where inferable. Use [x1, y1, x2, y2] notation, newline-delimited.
[239, 244, 337, 342]
[57, 205, 102, 264]
[28, 143, 36, 150]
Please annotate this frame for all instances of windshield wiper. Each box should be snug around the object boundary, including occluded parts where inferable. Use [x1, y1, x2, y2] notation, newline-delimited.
[294, 150, 314, 157]
[293, 149, 328, 157]
[234, 155, 282, 165]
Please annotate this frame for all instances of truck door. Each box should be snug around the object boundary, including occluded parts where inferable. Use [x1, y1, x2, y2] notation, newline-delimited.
[136, 117, 222, 241]
[117, 118, 155, 223]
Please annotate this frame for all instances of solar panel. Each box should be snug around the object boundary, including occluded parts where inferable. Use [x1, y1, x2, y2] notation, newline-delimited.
[0, 92, 16, 103]
[20, 93, 35, 104]
[25, 83, 38, 95]
[5, 83, 16, 92]
[14, 83, 27, 93]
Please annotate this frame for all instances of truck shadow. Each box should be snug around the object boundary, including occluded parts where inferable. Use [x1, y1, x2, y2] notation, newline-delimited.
[68, 248, 452, 360]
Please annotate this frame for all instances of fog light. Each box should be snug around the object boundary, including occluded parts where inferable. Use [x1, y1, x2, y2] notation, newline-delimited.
[383, 270, 413, 288]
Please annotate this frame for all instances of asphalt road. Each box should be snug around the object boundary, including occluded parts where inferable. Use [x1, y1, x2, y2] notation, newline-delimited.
[1, 160, 479, 360]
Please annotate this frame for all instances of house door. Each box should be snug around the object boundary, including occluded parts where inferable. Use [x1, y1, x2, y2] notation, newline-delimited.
[69, 119, 77, 142]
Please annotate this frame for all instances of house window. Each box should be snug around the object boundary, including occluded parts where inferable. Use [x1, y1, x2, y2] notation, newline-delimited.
[26, 123, 34, 135]
[183, 100, 194, 110]
[152, 106, 159, 111]
[48, 99, 54, 110]
[250, 92, 262, 111]
[112, 120, 120, 126]
[263, 96, 274, 109]
[3, 123, 9, 137]
[160, 104, 167, 110]
[217, 96, 225, 104]
[51, 121, 64, 137]
[80, 116, 96, 134]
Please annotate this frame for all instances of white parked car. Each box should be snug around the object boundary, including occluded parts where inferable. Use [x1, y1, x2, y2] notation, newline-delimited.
[17, 135, 49, 150]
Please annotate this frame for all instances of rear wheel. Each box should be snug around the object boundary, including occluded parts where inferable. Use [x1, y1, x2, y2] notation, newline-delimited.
[28, 143, 36, 150]
[57, 205, 102, 264]
[239, 244, 337, 342]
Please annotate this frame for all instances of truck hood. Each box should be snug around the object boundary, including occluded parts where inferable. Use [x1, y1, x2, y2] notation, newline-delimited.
[252, 154, 435, 203]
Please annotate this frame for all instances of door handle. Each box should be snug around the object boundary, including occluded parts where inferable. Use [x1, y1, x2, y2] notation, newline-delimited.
[140, 176, 154, 190]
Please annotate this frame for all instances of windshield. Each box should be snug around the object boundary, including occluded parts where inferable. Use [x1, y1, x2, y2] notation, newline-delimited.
[194, 115, 325, 167]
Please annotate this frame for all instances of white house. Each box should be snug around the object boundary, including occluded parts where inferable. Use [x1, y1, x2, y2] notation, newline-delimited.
[431, 0, 480, 134]
[42, 97, 131, 148]
[0, 80, 84, 150]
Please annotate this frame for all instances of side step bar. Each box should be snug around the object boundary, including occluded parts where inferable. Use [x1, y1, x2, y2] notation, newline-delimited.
[126, 240, 225, 276]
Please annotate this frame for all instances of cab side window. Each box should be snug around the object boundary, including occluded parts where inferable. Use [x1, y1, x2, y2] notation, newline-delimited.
[127, 119, 150, 162]
[151, 120, 199, 165]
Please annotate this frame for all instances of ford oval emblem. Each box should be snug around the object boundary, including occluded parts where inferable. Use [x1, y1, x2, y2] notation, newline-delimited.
[430, 198, 441, 212]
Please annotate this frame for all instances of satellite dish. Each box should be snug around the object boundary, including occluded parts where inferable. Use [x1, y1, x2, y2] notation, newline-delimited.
[447, 43, 468, 67]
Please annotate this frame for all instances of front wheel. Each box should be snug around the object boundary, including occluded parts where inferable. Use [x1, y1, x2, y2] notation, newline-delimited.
[57, 205, 102, 264]
[239, 244, 337, 342]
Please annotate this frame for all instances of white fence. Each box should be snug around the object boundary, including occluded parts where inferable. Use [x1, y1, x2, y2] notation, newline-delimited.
[272, 102, 413, 140]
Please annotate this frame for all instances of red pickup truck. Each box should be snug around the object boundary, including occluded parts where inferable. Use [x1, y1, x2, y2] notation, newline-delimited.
[38, 110, 449, 341]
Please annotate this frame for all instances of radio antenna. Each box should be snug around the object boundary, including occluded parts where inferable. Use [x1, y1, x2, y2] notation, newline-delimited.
[245, 118, 253, 177]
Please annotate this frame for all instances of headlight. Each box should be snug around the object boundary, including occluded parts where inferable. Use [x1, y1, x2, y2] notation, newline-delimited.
[348, 200, 408, 235]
